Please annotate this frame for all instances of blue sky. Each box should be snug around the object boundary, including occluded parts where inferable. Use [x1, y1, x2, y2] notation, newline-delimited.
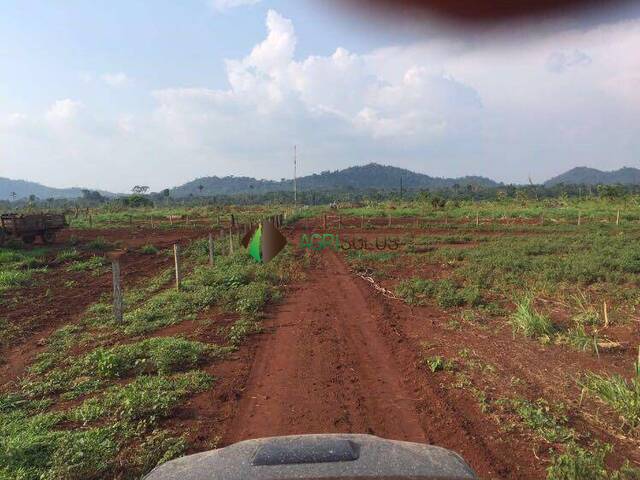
[1, 0, 639, 192]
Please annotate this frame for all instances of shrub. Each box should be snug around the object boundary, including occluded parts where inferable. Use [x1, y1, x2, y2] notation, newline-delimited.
[86, 237, 112, 251]
[423, 356, 455, 373]
[140, 244, 159, 255]
[55, 249, 79, 262]
[510, 296, 554, 339]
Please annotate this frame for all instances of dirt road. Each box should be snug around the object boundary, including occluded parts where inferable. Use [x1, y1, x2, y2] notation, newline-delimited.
[224, 248, 539, 479]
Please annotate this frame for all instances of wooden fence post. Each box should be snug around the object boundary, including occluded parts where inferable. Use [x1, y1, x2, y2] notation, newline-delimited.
[540, 214, 544, 226]
[229, 229, 234, 254]
[616, 210, 620, 226]
[173, 244, 182, 291]
[388, 216, 392, 228]
[578, 211, 581, 226]
[112, 258, 123, 322]
[361, 215, 365, 229]
[476, 212, 479, 227]
[231, 214, 236, 228]
[89, 214, 93, 228]
[338, 215, 342, 229]
[323, 214, 327, 230]
[208, 233, 214, 266]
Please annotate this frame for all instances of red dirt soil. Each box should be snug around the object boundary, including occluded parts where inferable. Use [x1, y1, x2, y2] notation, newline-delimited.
[219, 248, 542, 479]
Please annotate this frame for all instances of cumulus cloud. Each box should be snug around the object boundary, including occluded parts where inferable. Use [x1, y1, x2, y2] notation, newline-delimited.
[153, 9, 481, 158]
[210, 0, 260, 12]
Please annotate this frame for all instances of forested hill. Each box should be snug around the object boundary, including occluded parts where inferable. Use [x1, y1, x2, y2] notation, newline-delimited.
[170, 163, 499, 197]
[0, 177, 113, 200]
[545, 167, 640, 186]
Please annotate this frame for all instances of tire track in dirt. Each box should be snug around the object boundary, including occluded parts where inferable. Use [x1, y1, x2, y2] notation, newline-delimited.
[224, 248, 535, 479]
[225, 250, 426, 441]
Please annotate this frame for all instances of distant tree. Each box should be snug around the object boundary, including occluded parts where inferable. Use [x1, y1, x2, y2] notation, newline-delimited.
[198, 184, 204, 195]
[417, 190, 430, 203]
[597, 184, 625, 200]
[131, 185, 150, 194]
[123, 194, 153, 208]
[81, 189, 107, 203]
[431, 196, 446, 209]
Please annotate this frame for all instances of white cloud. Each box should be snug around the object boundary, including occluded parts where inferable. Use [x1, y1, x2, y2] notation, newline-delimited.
[102, 72, 130, 87]
[44, 99, 83, 123]
[210, 0, 261, 12]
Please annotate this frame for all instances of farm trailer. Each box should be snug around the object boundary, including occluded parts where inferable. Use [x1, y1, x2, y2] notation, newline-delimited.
[0, 213, 68, 245]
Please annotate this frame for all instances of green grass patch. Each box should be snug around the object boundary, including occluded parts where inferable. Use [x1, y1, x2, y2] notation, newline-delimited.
[579, 369, 640, 431]
[396, 278, 482, 309]
[69, 371, 213, 422]
[509, 296, 555, 339]
[547, 442, 640, 480]
[66, 256, 107, 274]
[140, 244, 159, 255]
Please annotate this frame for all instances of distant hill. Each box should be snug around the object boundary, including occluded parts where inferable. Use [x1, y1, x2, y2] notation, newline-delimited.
[0, 177, 114, 200]
[545, 167, 640, 186]
[171, 163, 499, 197]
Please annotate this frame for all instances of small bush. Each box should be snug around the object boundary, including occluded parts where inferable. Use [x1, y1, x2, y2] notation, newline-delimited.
[55, 249, 79, 262]
[86, 237, 112, 251]
[423, 355, 455, 373]
[140, 244, 159, 255]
